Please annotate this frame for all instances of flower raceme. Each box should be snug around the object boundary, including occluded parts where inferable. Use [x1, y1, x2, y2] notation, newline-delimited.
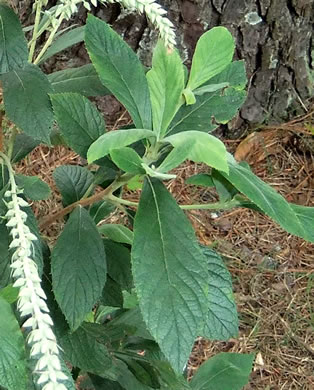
[4, 184, 68, 390]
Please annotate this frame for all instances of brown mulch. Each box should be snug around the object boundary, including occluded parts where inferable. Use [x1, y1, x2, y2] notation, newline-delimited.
[15, 111, 314, 390]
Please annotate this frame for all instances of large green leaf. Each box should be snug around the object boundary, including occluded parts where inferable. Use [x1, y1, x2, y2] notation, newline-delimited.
[0, 296, 28, 390]
[190, 352, 254, 390]
[87, 129, 156, 163]
[110, 147, 145, 175]
[101, 276, 124, 307]
[39, 26, 85, 64]
[169, 88, 246, 134]
[0, 222, 10, 288]
[221, 154, 313, 242]
[132, 178, 208, 373]
[51, 92, 106, 158]
[290, 204, 314, 242]
[15, 175, 51, 201]
[1, 64, 54, 144]
[200, 247, 238, 340]
[11, 134, 40, 163]
[85, 15, 152, 129]
[164, 131, 228, 173]
[53, 165, 94, 207]
[187, 27, 235, 91]
[48, 64, 110, 96]
[60, 325, 112, 376]
[51, 207, 107, 330]
[147, 41, 185, 138]
[0, 4, 28, 73]
[205, 60, 247, 90]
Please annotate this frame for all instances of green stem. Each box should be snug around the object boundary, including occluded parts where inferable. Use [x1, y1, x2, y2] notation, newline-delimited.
[28, 1, 44, 62]
[108, 195, 138, 208]
[33, 14, 64, 65]
[7, 127, 18, 161]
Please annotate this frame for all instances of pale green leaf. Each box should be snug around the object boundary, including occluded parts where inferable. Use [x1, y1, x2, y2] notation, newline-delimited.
[132, 178, 208, 373]
[190, 352, 254, 390]
[99, 224, 133, 245]
[0, 4, 28, 73]
[186, 174, 215, 187]
[0, 285, 19, 304]
[87, 129, 156, 163]
[187, 27, 235, 91]
[48, 64, 110, 96]
[200, 247, 238, 340]
[147, 41, 185, 138]
[110, 147, 145, 174]
[51, 207, 107, 330]
[85, 15, 152, 129]
[0, 296, 28, 390]
[164, 131, 228, 173]
[1, 64, 53, 144]
[51, 92, 106, 158]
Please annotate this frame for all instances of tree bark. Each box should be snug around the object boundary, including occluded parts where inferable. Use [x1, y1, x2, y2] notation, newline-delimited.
[14, 0, 314, 132]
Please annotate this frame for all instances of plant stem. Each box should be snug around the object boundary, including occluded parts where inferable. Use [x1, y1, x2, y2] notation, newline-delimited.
[7, 127, 17, 161]
[0, 110, 4, 153]
[180, 199, 241, 210]
[108, 195, 138, 207]
[28, 1, 44, 62]
[33, 14, 64, 64]
[39, 173, 134, 229]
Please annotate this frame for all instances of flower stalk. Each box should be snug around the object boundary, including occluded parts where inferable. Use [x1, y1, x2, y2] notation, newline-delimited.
[0, 152, 68, 390]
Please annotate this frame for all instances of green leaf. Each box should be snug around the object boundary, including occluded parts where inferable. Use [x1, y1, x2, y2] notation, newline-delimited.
[0, 4, 28, 73]
[110, 147, 145, 174]
[51, 92, 106, 158]
[289, 204, 314, 242]
[205, 60, 247, 90]
[200, 247, 238, 340]
[0, 296, 28, 390]
[51, 207, 107, 330]
[99, 224, 133, 245]
[169, 88, 246, 134]
[48, 64, 110, 96]
[85, 15, 152, 129]
[212, 169, 238, 202]
[87, 129, 156, 163]
[0, 222, 10, 289]
[39, 26, 85, 64]
[187, 27, 235, 91]
[60, 325, 112, 376]
[147, 41, 185, 138]
[11, 134, 40, 163]
[53, 165, 94, 207]
[190, 352, 254, 390]
[132, 178, 208, 372]
[1, 64, 54, 144]
[0, 285, 19, 304]
[90, 200, 116, 224]
[158, 142, 194, 173]
[193, 82, 229, 96]
[15, 175, 51, 201]
[103, 240, 133, 291]
[186, 174, 215, 187]
[101, 276, 124, 307]
[164, 131, 228, 173]
[221, 154, 313, 243]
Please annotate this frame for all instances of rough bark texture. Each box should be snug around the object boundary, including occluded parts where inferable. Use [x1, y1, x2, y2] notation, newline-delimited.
[14, 0, 314, 132]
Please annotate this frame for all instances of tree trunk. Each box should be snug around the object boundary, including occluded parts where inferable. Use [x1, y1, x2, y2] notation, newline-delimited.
[14, 0, 314, 132]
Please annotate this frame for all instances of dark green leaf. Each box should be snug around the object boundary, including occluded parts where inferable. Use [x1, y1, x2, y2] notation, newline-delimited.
[48, 64, 110, 96]
[118, 357, 160, 389]
[212, 170, 238, 202]
[15, 175, 51, 201]
[221, 154, 313, 243]
[87, 129, 155, 164]
[60, 325, 112, 376]
[200, 247, 238, 340]
[0, 296, 28, 390]
[190, 352, 254, 390]
[51, 207, 107, 330]
[1, 64, 53, 144]
[103, 240, 133, 291]
[110, 147, 145, 174]
[53, 165, 94, 207]
[132, 178, 208, 372]
[51, 92, 106, 158]
[39, 26, 85, 64]
[147, 40, 185, 137]
[11, 134, 40, 163]
[0, 4, 28, 73]
[0, 222, 10, 288]
[85, 15, 152, 129]
[90, 374, 124, 390]
[151, 360, 190, 390]
[101, 276, 124, 307]
[99, 224, 133, 245]
[187, 27, 235, 91]
[90, 200, 116, 224]
[186, 174, 214, 187]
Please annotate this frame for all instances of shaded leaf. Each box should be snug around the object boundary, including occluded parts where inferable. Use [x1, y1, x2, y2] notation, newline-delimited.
[11, 134, 40, 163]
[186, 174, 215, 187]
[0, 222, 10, 289]
[15, 175, 51, 201]
[132, 178, 208, 372]
[101, 276, 124, 307]
[99, 224, 133, 245]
